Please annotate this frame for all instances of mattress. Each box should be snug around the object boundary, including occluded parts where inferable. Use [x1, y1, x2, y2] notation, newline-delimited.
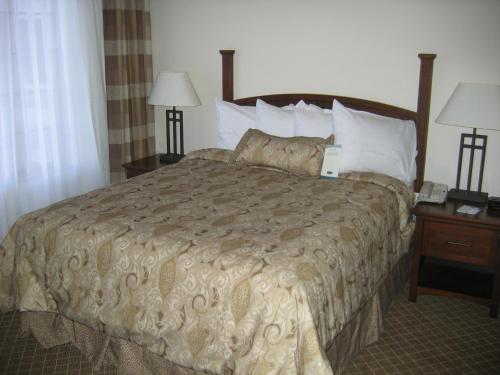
[0, 148, 415, 375]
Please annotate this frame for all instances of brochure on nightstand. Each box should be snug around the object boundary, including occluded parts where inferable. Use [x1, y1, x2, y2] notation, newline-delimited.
[456, 205, 482, 216]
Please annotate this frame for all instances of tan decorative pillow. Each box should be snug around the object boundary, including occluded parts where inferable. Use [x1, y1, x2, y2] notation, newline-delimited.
[233, 129, 334, 176]
[184, 148, 234, 163]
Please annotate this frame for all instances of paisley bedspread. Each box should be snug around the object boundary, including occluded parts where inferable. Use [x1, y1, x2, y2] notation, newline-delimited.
[0, 149, 414, 375]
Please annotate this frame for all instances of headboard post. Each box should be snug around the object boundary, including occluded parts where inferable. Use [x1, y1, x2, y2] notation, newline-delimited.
[415, 53, 436, 191]
[220, 50, 235, 102]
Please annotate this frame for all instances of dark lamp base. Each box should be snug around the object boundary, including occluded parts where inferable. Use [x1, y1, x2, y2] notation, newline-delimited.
[447, 188, 488, 205]
[159, 153, 184, 164]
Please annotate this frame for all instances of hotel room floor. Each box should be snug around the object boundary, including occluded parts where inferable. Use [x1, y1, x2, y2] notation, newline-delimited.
[0, 285, 499, 375]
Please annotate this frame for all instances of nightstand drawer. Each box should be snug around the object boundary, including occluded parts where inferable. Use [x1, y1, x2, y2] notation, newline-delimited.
[422, 221, 496, 267]
[411, 201, 500, 318]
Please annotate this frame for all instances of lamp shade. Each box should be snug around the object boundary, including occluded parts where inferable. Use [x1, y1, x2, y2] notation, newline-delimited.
[436, 83, 500, 131]
[148, 72, 201, 107]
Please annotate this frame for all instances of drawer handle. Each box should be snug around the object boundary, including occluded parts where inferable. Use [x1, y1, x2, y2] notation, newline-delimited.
[446, 241, 471, 247]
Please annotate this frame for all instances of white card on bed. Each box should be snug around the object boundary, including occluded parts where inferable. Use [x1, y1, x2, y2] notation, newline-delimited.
[321, 144, 343, 179]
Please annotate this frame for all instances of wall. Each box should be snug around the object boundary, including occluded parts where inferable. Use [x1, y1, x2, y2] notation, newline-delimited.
[150, 0, 500, 195]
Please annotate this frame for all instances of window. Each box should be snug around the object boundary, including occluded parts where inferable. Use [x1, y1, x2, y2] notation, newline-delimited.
[0, 0, 108, 240]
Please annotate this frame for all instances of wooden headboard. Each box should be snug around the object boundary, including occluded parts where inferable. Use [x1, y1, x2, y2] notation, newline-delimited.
[219, 50, 436, 192]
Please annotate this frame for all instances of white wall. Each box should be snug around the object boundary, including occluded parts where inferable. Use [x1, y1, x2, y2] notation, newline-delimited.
[151, 0, 500, 195]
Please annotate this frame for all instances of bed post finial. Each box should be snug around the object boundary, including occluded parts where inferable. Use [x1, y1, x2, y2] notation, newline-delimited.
[220, 50, 235, 102]
[415, 53, 436, 192]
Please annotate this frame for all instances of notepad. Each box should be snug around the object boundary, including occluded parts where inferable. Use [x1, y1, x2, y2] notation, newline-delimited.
[456, 205, 482, 215]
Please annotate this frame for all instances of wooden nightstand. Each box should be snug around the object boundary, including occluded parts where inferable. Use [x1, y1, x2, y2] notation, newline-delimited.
[409, 200, 500, 318]
[122, 154, 182, 179]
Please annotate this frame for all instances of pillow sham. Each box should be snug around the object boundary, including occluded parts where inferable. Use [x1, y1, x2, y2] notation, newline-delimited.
[233, 128, 333, 177]
[294, 100, 334, 138]
[332, 100, 417, 185]
[215, 99, 256, 150]
[256, 99, 295, 137]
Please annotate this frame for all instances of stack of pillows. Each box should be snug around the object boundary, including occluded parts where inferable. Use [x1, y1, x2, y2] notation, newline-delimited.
[215, 98, 417, 186]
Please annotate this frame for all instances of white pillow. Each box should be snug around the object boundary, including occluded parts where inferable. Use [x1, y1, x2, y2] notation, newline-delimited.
[297, 100, 332, 113]
[332, 100, 417, 185]
[256, 99, 295, 137]
[294, 100, 334, 138]
[215, 99, 256, 150]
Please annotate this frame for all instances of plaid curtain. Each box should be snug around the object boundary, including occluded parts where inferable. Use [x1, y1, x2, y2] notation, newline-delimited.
[103, 0, 155, 182]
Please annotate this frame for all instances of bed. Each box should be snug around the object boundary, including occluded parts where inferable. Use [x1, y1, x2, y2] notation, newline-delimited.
[0, 50, 436, 375]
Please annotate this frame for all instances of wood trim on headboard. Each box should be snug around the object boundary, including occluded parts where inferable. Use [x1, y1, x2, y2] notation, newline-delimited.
[415, 54, 436, 191]
[219, 50, 436, 191]
[220, 50, 235, 101]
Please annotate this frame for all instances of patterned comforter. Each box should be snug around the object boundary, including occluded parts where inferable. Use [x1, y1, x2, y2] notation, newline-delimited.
[0, 149, 414, 375]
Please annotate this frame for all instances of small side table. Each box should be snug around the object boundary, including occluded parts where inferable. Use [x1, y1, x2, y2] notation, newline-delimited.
[409, 200, 500, 318]
[122, 154, 182, 179]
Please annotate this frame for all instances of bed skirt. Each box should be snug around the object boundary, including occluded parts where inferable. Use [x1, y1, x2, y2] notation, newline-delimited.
[20, 250, 411, 375]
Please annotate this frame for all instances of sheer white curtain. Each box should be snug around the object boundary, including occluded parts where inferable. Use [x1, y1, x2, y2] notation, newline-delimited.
[0, 0, 109, 240]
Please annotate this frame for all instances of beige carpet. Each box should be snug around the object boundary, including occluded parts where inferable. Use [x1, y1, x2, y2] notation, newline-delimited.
[1, 286, 499, 375]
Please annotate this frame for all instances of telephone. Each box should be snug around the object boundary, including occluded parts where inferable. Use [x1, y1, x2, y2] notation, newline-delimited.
[417, 181, 448, 204]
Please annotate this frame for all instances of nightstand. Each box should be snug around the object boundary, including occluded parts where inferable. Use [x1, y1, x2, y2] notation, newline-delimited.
[409, 200, 500, 318]
[122, 154, 182, 179]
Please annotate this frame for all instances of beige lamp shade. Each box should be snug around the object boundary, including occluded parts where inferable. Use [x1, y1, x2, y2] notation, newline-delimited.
[436, 83, 500, 131]
[148, 72, 201, 107]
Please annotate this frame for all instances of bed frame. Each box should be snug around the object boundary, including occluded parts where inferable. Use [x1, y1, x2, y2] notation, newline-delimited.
[219, 50, 436, 192]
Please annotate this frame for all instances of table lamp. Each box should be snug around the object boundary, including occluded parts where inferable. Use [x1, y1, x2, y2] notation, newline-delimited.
[436, 83, 500, 204]
[148, 72, 201, 163]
